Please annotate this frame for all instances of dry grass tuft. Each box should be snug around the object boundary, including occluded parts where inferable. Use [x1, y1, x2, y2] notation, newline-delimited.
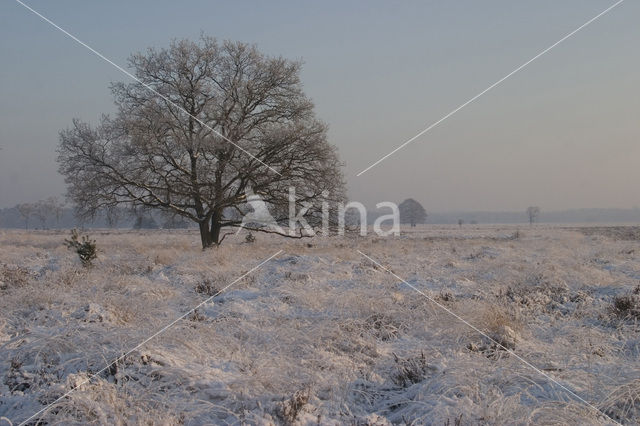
[611, 293, 640, 320]
[599, 379, 640, 423]
[481, 305, 521, 336]
[276, 387, 311, 425]
[390, 351, 436, 388]
[0, 264, 34, 290]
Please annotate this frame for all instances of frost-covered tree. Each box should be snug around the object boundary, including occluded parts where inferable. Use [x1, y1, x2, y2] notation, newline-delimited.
[33, 200, 50, 229]
[160, 211, 190, 229]
[526, 206, 540, 225]
[49, 197, 66, 227]
[133, 213, 159, 230]
[16, 203, 35, 230]
[399, 198, 427, 227]
[57, 36, 345, 248]
[29, 197, 65, 229]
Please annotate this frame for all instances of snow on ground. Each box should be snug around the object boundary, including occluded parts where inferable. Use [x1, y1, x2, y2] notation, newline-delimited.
[1, 226, 639, 425]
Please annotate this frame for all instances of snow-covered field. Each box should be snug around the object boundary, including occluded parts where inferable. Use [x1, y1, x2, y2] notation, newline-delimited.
[1, 226, 640, 425]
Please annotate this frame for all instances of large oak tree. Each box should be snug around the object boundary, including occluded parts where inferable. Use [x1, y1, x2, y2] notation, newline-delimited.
[58, 37, 345, 248]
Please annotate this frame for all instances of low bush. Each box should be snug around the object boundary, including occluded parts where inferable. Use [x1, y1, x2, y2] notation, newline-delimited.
[194, 279, 220, 297]
[391, 351, 436, 387]
[64, 229, 97, 267]
[276, 388, 310, 424]
[611, 293, 640, 320]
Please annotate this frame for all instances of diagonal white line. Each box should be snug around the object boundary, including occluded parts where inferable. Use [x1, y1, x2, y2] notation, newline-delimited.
[17, 249, 283, 426]
[14, 0, 282, 176]
[357, 250, 621, 425]
[356, 0, 625, 176]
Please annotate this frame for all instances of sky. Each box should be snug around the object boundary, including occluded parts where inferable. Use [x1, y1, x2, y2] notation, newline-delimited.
[0, 0, 638, 212]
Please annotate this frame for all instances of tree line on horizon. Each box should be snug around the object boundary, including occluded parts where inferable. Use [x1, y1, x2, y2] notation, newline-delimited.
[9, 198, 640, 230]
[1, 202, 190, 230]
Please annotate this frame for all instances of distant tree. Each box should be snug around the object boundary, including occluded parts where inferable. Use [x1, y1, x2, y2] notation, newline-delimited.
[33, 200, 50, 229]
[16, 203, 35, 230]
[48, 197, 66, 227]
[458, 219, 464, 228]
[105, 208, 122, 229]
[526, 206, 540, 225]
[133, 213, 159, 230]
[161, 212, 190, 229]
[57, 36, 345, 249]
[398, 199, 427, 227]
[29, 197, 65, 229]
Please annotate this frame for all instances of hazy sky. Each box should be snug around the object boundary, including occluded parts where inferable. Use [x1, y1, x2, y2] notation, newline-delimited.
[1, 0, 638, 211]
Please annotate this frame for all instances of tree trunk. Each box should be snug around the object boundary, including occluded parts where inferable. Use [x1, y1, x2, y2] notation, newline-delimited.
[198, 212, 223, 249]
[199, 221, 214, 249]
[210, 210, 222, 246]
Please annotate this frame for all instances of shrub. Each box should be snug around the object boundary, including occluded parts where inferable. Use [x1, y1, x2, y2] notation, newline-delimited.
[365, 313, 401, 341]
[64, 229, 97, 267]
[188, 309, 206, 323]
[276, 388, 310, 425]
[611, 294, 640, 320]
[245, 232, 256, 243]
[194, 278, 220, 297]
[391, 351, 436, 387]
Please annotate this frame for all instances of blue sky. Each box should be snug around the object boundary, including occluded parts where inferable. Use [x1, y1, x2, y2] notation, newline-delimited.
[0, 0, 638, 211]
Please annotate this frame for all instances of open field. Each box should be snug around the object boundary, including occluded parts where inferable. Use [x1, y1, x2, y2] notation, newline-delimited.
[1, 226, 640, 425]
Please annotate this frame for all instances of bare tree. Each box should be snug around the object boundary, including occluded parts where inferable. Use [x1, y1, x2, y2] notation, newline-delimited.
[133, 211, 159, 230]
[526, 206, 540, 225]
[58, 37, 345, 248]
[16, 203, 35, 230]
[398, 198, 427, 227]
[105, 208, 122, 228]
[48, 197, 66, 227]
[28, 197, 65, 229]
[33, 200, 50, 229]
[160, 210, 189, 229]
